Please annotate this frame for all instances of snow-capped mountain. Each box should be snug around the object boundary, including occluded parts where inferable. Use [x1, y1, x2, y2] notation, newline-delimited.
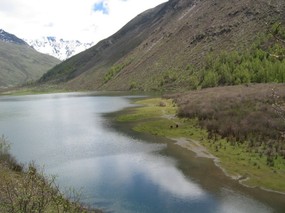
[25, 37, 94, 60]
[0, 29, 27, 45]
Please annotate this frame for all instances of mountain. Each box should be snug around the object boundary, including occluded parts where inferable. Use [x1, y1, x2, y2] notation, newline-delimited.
[25, 37, 94, 61]
[0, 29, 28, 45]
[0, 29, 60, 88]
[39, 0, 285, 91]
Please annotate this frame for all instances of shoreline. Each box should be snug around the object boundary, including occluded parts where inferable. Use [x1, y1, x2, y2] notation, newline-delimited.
[172, 137, 246, 180]
[171, 137, 285, 196]
[118, 97, 285, 195]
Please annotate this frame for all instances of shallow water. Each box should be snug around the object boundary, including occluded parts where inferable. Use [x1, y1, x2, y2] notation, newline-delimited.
[0, 93, 284, 213]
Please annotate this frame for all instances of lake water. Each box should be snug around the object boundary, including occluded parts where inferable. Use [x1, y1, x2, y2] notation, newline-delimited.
[0, 93, 284, 213]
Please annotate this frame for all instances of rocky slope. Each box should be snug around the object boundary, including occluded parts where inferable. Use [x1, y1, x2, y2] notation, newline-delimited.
[0, 29, 60, 88]
[39, 0, 285, 91]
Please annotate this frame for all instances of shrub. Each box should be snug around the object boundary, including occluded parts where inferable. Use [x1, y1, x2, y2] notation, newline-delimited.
[0, 136, 99, 213]
[0, 162, 95, 213]
[172, 84, 285, 160]
[0, 135, 23, 172]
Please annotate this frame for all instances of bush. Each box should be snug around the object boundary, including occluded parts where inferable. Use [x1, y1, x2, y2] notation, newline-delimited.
[0, 162, 95, 213]
[0, 135, 23, 172]
[0, 136, 99, 213]
[0, 135, 10, 155]
[173, 84, 285, 160]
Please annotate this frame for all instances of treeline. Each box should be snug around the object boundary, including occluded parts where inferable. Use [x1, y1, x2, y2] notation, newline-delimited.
[187, 23, 285, 89]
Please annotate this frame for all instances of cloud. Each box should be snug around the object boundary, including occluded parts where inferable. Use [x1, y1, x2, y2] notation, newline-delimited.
[0, 0, 168, 43]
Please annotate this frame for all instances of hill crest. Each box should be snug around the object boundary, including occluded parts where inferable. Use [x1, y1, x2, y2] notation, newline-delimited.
[39, 0, 285, 91]
[0, 30, 60, 88]
[0, 29, 28, 45]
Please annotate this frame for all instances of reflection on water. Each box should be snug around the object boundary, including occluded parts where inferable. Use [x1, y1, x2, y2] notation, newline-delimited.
[217, 188, 272, 213]
[50, 149, 207, 213]
[0, 93, 283, 213]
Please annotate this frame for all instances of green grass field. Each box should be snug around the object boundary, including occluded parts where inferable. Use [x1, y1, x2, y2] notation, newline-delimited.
[0, 85, 69, 96]
[118, 97, 285, 193]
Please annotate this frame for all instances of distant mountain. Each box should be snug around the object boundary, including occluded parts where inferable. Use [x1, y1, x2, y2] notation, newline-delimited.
[38, 0, 285, 91]
[25, 37, 94, 61]
[0, 29, 60, 88]
[0, 29, 27, 45]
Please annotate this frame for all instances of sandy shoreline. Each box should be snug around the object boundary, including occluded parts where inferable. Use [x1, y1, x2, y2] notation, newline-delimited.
[172, 137, 240, 179]
[173, 137, 217, 159]
[172, 137, 285, 195]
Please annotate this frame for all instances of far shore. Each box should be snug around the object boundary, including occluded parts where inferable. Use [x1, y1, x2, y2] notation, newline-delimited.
[117, 97, 285, 195]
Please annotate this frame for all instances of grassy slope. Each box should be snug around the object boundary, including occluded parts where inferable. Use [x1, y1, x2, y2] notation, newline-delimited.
[117, 90, 285, 193]
[0, 41, 60, 87]
[37, 0, 285, 92]
[0, 85, 70, 96]
[0, 163, 99, 213]
[0, 137, 101, 213]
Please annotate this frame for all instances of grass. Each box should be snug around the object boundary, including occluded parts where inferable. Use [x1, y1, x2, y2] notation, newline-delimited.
[0, 40, 59, 87]
[117, 98, 176, 122]
[118, 94, 285, 193]
[171, 84, 285, 159]
[0, 84, 70, 96]
[201, 138, 285, 191]
[0, 136, 101, 213]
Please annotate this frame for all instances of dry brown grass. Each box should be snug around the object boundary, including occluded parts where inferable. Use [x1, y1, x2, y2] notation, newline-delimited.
[169, 83, 285, 164]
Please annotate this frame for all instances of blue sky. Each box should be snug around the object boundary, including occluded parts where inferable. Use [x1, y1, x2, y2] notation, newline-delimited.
[0, 0, 168, 43]
[93, 1, 109, 15]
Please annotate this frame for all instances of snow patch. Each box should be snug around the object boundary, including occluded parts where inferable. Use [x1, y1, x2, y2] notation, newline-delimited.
[24, 37, 94, 61]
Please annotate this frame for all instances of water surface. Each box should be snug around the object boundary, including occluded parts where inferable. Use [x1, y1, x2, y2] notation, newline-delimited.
[0, 93, 284, 213]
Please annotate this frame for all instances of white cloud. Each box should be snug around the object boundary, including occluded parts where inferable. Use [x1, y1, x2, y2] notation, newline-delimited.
[0, 0, 168, 43]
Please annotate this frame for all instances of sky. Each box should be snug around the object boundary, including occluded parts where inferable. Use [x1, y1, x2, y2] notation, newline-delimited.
[0, 0, 167, 43]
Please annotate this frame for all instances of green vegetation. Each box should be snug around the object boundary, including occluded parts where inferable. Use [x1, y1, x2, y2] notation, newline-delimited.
[129, 81, 139, 90]
[0, 136, 101, 213]
[117, 98, 176, 122]
[195, 23, 285, 88]
[0, 41, 59, 87]
[0, 84, 69, 96]
[140, 23, 285, 92]
[118, 88, 285, 192]
[104, 59, 133, 84]
[173, 84, 285, 166]
[40, 63, 77, 83]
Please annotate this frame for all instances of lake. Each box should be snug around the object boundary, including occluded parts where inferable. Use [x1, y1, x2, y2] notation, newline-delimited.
[0, 92, 284, 213]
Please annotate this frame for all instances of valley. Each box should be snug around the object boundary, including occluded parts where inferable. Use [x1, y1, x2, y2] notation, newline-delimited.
[1, 93, 285, 213]
[37, 0, 285, 92]
[0, 30, 60, 88]
[1, 0, 285, 212]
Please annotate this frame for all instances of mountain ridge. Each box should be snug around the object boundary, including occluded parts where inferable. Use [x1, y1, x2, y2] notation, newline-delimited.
[0, 30, 60, 88]
[38, 0, 285, 91]
[0, 29, 28, 45]
[25, 37, 94, 61]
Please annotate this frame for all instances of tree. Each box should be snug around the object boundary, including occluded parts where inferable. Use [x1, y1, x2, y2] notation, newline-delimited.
[201, 71, 218, 88]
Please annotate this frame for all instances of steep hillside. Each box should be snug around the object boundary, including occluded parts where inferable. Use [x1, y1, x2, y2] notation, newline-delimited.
[0, 30, 60, 88]
[39, 0, 285, 91]
[39, 3, 167, 86]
